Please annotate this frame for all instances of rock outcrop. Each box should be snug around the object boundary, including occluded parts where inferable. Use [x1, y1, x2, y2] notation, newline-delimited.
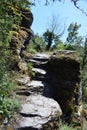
[48, 51, 82, 127]
[10, 8, 33, 72]
[0, 51, 82, 130]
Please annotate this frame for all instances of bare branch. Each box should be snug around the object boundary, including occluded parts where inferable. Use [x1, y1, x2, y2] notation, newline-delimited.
[72, 0, 87, 16]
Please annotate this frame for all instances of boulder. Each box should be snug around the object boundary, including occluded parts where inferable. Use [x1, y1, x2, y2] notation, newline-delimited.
[16, 95, 62, 130]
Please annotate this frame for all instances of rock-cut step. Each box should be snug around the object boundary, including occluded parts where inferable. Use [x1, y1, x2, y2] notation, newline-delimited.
[26, 80, 52, 97]
[29, 53, 49, 69]
[29, 59, 48, 69]
[16, 95, 62, 130]
[32, 53, 50, 62]
[32, 68, 47, 81]
[26, 80, 45, 95]
[32, 68, 46, 75]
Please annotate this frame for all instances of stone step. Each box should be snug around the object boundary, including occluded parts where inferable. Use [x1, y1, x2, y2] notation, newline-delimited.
[26, 80, 51, 97]
[32, 53, 50, 61]
[16, 95, 62, 130]
[26, 80, 44, 87]
[32, 57, 48, 62]
[16, 90, 30, 96]
[29, 59, 48, 70]
[29, 59, 48, 65]
[32, 68, 46, 75]
[26, 80, 45, 95]
[16, 85, 30, 96]
[32, 75, 46, 82]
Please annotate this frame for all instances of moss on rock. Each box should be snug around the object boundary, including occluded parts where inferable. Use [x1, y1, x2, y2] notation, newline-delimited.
[48, 50, 82, 127]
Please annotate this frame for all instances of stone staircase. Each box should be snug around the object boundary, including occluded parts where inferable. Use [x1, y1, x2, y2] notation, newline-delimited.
[1, 51, 82, 130]
[15, 53, 62, 130]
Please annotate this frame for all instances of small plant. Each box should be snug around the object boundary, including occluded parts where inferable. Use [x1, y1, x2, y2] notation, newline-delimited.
[0, 70, 20, 119]
[27, 62, 33, 70]
[27, 62, 35, 78]
[60, 123, 76, 130]
[29, 48, 37, 54]
[0, 98, 20, 119]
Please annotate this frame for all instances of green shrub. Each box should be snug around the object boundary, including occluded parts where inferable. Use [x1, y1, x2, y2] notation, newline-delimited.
[28, 35, 46, 53]
[83, 102, 87, 109]
[0, 98, 20, 118]
[82, 66, 87, 102]
[65, 44, 75, 50]
[0, 75, 20, 119]
[27, 62, 35, 78]
[52, 42, 65, 51]
[28, 48, 37, 54]
[0, 48, 20, 119]
[27, 62, 33, 70]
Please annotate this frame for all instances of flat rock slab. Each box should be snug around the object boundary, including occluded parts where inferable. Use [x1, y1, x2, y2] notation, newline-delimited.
[26, 80, 44, 88]
[33, 53, 50, 60]
[17, 95, 62, 130]
[32, 68, 46, 75]
[29, 59, 48, 65]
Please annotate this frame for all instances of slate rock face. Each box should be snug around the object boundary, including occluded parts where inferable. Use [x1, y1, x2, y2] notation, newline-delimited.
[16, 95, 62, 130]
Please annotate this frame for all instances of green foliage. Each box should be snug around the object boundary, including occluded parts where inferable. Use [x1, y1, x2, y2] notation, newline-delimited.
[52, 40, 65, 50]
[11, 0, 32, 9]
[83, 102, 87, 109]
[43, 14, 64, 50]
[60, 123, 76, 130]
[29, 34, 46, 53]
[43, 29, 55, 50]
[81, 38, 87, 69]
[66, 22, 83, 51]
[0, 0, 32, 46]
[82, 65, 87, 102]
[27, 62, 33, 70]
[27, 62, 35, 78]
[0, 98, 20, 118]
[65, 44, 76, 50]
[0, 48, 20, 117]
[0, 73, 20, 118]
[81, 39, 87, 102]
[0, 0, 32, 119]
[28, 47, 37, 54]
[66, 22, 81, 44]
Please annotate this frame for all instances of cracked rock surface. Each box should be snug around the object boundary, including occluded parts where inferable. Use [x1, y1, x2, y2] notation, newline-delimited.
[17, 95, 62, 130]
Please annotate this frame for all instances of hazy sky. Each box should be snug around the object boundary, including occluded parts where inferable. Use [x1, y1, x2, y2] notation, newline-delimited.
[31, 0, 87, 42]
